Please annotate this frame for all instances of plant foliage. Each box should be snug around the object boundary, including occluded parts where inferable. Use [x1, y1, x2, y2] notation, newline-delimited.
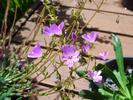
[77, 34, 133, 100]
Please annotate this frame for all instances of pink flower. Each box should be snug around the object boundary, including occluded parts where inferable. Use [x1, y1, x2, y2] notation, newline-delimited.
[27, 42, 42, 58]
[82, 44, 90, 52]
[88, 70, 102, 83]
[43, 22, 64, 36]
[82, 32, 98, 43]
[62, 44, 80, 68]
[97, 51, 110, 60]
[71, 32, 76, 41]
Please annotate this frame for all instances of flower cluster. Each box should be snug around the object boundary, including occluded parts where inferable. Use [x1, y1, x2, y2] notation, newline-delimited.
[82, 32, 109, 60]
[1, 0, 114, 99]
[27, 21, 110, 83]
[81, 32, 98, 53]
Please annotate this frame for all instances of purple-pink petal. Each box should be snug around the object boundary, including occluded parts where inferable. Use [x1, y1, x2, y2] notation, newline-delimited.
[71, 32, 76, 41]
[58, 21, 64, 30]
[82, 32, 98, 43]
[89, 31, 98, 42]
[51, 24, 61, 35]
[73, 51, 80, 58]
[43, 22, 64, 36]
[82, 34, 89, 41]
[62, 44, 79, 67]
[82, 44, 90, 52]
[43, 26, 54, 36]
[97, 51, 110, 60]
[27, 42, 42, 58]
[62, 44, 75, 58]
[88, 70, 102, 83]
[65, 60, 74, 68]
[72, 56, 79, 62]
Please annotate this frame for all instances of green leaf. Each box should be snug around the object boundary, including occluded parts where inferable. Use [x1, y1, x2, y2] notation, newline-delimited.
[0, 76, 5, 83]
[113, 71, 125, 92]
[79, 90, 108, 99]
[113, 91, 126, 100]
[0, 88, 12, 100]
[97, 83, 114, 97]
[16, 97, 22, 100]
[98, 88, 113, 97]
[4, 97, 11, 100]
[0, 94, 7, 100]
[13, 0, 20, 8]
[76, 70, 87, 77]
[128, 71, 133, 98]
[112, 34, 131, 99]
[112, 34, 126, 86]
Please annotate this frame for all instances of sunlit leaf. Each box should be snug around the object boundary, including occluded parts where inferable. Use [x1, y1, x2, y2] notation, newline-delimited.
[112, 34, 131, 98]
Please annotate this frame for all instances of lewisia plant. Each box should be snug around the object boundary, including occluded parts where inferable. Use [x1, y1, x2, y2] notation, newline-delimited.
[0, 20, 110, 99]
[0, 0, 111, 99]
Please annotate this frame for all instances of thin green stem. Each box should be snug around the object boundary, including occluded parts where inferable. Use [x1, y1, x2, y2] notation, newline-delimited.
[8, 6, 17, 48]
